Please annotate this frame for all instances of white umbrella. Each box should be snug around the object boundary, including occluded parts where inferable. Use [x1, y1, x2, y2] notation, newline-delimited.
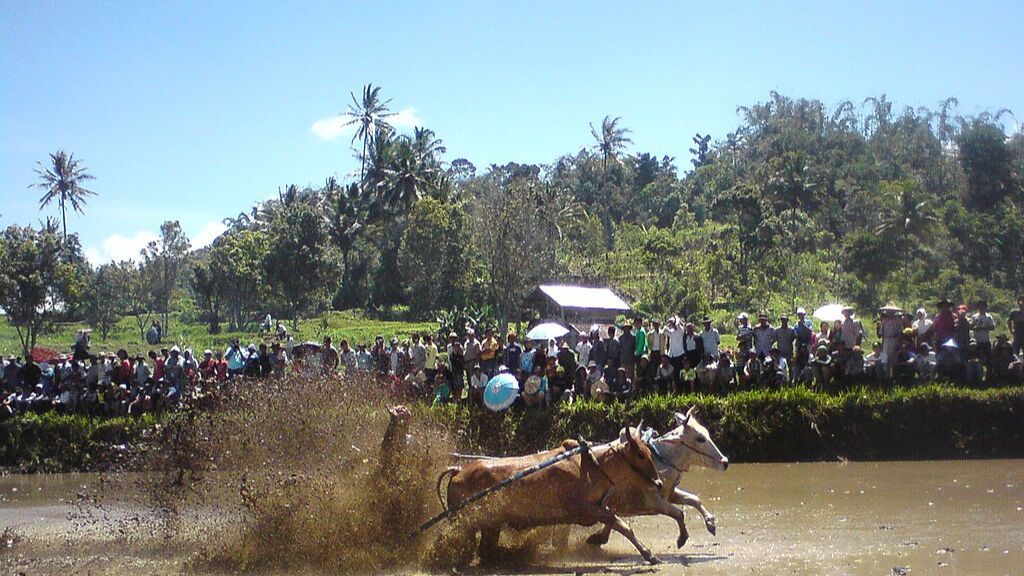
[812, 304, 848, 323]
[526, 322, 569, 342]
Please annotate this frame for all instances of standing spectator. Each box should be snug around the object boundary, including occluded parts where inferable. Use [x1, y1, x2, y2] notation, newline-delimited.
[699, 317, 721, 361]
[840, 307, 865, 349]
[372, 336, 389, 375]
[356, 343, 372, 372]
[878, 308, 902, 380]
[165, 346, 185, 388]
[752, 314, 775, 358]
[588, 327, 606, 374]
[927, 298, 957, 347]
[619, 323, 636, 381]
[270, 343, 288, 376]
[388, 338, 401, 376]
[775, 315, 795, 366]
[682, 323, 701, 370]
[736, 313, 753, 357]
[520, 339, 536, 376]
[199, 350, 216, 380]
[648, 319, 664, 380]
[321, 336, 340, 374]
[340, 340, 357, 375]
[410, 333, 426, 375]
[463, 329, 481, 382]
[225, 341, 245, 378]
[970, 300, 996, 374]
[665, 317, 686, 391]
[131, 354, 147, 388]
[214, 351, 228, 383]
[912, 308, 932, 345]
[447, 334, 465, 401]
[557, 340, 578, 377]
[955, 305, 972, 359]
[632, 317, 647, 367]
[794, 308, 813, 367]
[575, 334, 592, 369]
[1010, 296, 1024, 357]
[479, 328, 500, 377]
[423, 335, 438, 384]
[503, 332, 523, 376]
[604, 325, 621, 391]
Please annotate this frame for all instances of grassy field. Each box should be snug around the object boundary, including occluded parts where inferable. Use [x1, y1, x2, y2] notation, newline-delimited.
[0, 310, 434, 359]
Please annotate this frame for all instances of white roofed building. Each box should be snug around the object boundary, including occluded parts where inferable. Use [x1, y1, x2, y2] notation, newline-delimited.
[526, 284, 632, 331]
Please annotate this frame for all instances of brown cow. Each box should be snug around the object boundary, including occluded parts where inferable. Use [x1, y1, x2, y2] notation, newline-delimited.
[437, 426, 665, 564]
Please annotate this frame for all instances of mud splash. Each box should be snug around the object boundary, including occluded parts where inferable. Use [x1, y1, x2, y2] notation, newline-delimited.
[133, 373, 466, 573]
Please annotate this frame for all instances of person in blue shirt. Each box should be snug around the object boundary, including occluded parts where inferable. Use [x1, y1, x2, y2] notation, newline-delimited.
[503, 332, 523, 378]
[224, 340, 246, 378]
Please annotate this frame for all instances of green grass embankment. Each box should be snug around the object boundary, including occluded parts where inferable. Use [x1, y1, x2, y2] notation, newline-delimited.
[426, 384, 1024, 462]
[2, 385, 1021, 473]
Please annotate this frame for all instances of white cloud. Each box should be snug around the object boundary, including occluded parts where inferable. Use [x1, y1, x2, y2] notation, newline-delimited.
[85, 230, 159, 264]
[192, 221, 227, 248]
[310, 107, 423, 141]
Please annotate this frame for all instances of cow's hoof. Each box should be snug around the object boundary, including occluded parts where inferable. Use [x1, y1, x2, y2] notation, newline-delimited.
[676, 533, 689, 548]
[644, 553, 662, 565]
[586, 532, 609, 546]
[705, 516, 717, 535]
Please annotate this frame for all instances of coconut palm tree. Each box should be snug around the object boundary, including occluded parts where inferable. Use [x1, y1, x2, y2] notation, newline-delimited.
[31, 150, 96, 241]
[589, 115, 633, 175]
[344, 84, 396, 181]
[874, 179, 939, 299]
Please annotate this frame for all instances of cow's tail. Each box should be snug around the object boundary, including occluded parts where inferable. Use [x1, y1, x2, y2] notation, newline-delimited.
[435, 467, 459, 511]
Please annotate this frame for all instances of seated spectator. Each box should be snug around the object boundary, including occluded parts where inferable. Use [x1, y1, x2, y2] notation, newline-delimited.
[719, 349, 736, 391]
[813, 345, 834, 389]
[915, 343, 936, 382]
[431, 373, 450, 406]
[522, 365, 548, 408]
[654, 354, 674, 395]
[990, 335, 1015, 383]
[571, 366, 588, 401]
[864, 342, 886, 383]
[587, 362, 610, 402]
[935, 340, 960, 381]
[964, 340, 984, 387]
[741, 350, 761, 389]
[469, 364, 487, 407]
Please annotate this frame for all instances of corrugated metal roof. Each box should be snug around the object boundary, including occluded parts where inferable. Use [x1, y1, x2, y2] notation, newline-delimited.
[537, 285, 631, 311]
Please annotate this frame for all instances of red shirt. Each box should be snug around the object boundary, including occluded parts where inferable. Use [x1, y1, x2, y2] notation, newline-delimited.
[215, 360, 227, 382]
[153, 357, 166, 380]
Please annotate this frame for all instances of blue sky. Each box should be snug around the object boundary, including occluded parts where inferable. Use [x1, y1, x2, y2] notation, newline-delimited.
[2, 1, 1022, 263]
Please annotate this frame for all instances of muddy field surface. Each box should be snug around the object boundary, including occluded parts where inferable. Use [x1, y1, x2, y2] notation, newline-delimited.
[2, 459, 1022, 575]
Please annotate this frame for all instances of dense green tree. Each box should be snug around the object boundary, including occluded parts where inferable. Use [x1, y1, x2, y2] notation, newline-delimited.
[0, 224, 84, 356]
[85, 261, 134, 340]
[31, 150, 96, 241]
[141, 221, 191, 337]
[874, 179, 940, 300]
[263, 201, 341, 329]
[399, 198, 473, 319]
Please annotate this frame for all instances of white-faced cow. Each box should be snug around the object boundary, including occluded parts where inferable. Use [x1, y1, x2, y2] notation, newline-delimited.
[585, 406, 729, 549]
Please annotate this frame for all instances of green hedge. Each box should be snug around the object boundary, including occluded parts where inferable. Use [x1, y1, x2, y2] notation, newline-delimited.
[2, 385, 1021, 472]
[426, 385, 1024, 462]
[0, 412, 156, 473]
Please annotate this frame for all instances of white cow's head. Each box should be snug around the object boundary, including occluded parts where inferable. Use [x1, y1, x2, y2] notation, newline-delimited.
[655, 406, 729, 472]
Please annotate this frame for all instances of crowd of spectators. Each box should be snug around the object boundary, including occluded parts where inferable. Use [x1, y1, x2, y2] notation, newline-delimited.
[3, 296, 1022, 418]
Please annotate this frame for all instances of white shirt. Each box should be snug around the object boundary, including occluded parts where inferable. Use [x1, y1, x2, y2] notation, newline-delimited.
[470, 372, 488, 389]
[667, 327, 686, 357]
[971, 313, 995, 343]
[649, 329, 664, 352]
[576, 341, 592, 367]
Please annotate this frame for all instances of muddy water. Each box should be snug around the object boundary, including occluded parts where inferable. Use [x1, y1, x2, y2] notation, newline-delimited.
[2, 460, 1022, 575]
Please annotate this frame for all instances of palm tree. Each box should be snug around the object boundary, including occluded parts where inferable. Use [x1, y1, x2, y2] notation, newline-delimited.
[589, 115, 633, 175]
[344, 84, 396, 181]
[31, 150, 96, 241]
[874, 179, 939, 299]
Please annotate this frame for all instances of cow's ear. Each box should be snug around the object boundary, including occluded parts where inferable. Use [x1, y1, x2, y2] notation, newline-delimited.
[674, 411, 690, 426]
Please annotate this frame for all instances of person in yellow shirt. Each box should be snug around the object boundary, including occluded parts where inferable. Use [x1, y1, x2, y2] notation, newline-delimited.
[423, 334, 439, 387]
[480, 327, 500, 377]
